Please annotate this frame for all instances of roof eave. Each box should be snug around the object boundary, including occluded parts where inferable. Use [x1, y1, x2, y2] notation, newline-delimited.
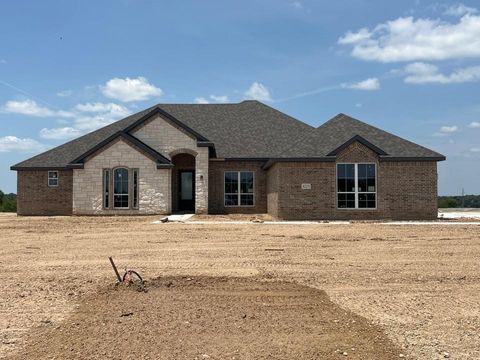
[262, 157, 336, 170]
[379, 155, 446, 162]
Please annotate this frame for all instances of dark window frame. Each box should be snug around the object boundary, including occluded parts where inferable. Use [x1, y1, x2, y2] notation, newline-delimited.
[132, 169, 139, 209]
[103, 169, 110, 209]
[224, 171, 255, 207]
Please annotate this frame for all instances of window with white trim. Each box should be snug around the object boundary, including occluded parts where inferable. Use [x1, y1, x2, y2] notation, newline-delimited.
[337, 163, 376, 209]
[48, 171, 59, 187]
[224, 171, 254, 206]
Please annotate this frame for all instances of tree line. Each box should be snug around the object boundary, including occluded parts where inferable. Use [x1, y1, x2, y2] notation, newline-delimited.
[0, 190, 17, 212]
[438, 195, 480, 208]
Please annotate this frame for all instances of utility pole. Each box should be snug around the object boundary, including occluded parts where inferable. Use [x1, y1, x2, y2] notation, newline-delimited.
[461, 187, 465, 208]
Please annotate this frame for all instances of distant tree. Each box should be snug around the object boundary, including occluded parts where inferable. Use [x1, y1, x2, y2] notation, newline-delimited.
[438, 195, 480, 208]
[438, 197, 458, 208]
[0, 190, 17, 212]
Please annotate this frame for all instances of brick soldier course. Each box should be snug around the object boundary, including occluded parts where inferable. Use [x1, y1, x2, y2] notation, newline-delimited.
[11, 101, 445, 220]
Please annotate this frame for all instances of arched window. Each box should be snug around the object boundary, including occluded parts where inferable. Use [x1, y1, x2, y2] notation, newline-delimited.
[113, 168, 129, 208]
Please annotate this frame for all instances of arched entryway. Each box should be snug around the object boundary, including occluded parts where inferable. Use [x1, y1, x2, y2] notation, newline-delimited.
[171, 153, 196, 213]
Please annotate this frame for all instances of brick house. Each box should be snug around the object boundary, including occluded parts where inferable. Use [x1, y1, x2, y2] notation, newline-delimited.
[11, 101, 445, 219]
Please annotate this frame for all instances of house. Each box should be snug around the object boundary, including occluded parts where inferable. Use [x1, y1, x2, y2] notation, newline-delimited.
[11, 101, 445, 220]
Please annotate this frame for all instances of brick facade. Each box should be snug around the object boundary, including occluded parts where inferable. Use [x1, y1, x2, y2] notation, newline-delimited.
[17, 170, 73, 215]
[266, 142, 438, 220]
[208, 160, 267, 214]
[16, 140, 439, 220]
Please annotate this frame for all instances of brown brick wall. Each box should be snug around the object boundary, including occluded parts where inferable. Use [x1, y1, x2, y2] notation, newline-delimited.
[266, 142, 439, 220]
[17, 170, 73, 215]
[208, 160, 267, 214]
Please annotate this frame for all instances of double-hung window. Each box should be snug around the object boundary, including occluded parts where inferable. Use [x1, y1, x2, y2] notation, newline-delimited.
[224, 171, 254, 206]
[48, 171, 59, 187]
[337, 163, 376, 209]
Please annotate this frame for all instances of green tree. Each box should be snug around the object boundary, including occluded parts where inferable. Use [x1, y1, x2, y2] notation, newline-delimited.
[438, 197, 458, 208]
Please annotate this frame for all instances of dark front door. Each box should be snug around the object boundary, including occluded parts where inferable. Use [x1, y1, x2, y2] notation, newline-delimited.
[178, 170, 195, 212]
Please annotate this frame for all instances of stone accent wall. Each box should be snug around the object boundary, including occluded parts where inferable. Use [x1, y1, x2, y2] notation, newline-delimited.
[17, 170, 73, 215]
[132, 114, 197, 156]
[72, 139, 170, 215]
[131, 115, 208, 214]
[266, 141, 439, 220]
[208, 160, 267, 214]
[195, 147, 209, 214]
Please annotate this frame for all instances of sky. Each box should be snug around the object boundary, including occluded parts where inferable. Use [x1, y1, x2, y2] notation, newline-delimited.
[0, 0, 479, 195]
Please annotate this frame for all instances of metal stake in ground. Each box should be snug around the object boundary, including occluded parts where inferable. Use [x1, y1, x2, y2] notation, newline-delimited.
[109, 256, 122, 283]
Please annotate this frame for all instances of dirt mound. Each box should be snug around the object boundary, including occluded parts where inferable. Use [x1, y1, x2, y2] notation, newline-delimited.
[9, 276, 401, 360]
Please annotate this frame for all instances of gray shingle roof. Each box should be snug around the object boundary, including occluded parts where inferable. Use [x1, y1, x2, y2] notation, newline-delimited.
[284, 113, 445, 159]
[11, 101, 444, 170]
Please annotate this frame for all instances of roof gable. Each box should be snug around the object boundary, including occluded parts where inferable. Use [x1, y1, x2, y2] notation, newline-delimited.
[68, 132, 173, 169]
[327, 135, 388, 156]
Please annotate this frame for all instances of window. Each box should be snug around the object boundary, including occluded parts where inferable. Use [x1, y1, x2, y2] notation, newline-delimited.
[48, 171, 59, 187]
[132, 169, 139, 209]
[337, 163, 376, 209]
[103, 169, 110, 209]
[113, 168, 129, 209]
[224, 171, 254, 206]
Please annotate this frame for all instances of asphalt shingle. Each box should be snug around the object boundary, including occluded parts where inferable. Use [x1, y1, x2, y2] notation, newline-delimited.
[11, 101, 444, 170]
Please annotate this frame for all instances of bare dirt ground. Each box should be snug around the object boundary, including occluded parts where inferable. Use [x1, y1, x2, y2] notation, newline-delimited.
[8, 277, 400, 360]
[0, 213, 479, 359]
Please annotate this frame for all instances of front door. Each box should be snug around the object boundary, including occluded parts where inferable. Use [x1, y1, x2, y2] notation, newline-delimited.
[178, 170, 195, 212]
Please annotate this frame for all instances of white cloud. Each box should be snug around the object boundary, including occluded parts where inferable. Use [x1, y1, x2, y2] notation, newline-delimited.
[338, 14, 480, 62]
[355, 103, 363, 108]
[444, 3, 478, 16]
[3, 99, 74, 118]
[0, 136, 46, 153]
[434, 125, 459, 136]
[57, 90, 72, 97]
[194, 97, 210, 104]
[244, 82, 272, 101]
[0, 59, 6, 64]
[194, 95, 230, 104]
[338, 28, 372, 45]
[468, 121, 480, 128]
[404, 62, 480, 84]
[341, 77, 380, 90]
[101, 76, 163, 102]
[470, 147, 480, 152]
[72, 102, 132, 131]
[440, 125, 459, 133]
[75, 102, 130, 116]
[209, 95, 229, 103]
[39, 127, 82, 140]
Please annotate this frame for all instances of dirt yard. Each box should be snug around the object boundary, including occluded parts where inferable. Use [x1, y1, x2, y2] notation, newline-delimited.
[0, 214, 479, 359]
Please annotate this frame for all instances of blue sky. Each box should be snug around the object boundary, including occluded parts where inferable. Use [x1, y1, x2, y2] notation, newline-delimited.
[1, 0, 479, 195]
